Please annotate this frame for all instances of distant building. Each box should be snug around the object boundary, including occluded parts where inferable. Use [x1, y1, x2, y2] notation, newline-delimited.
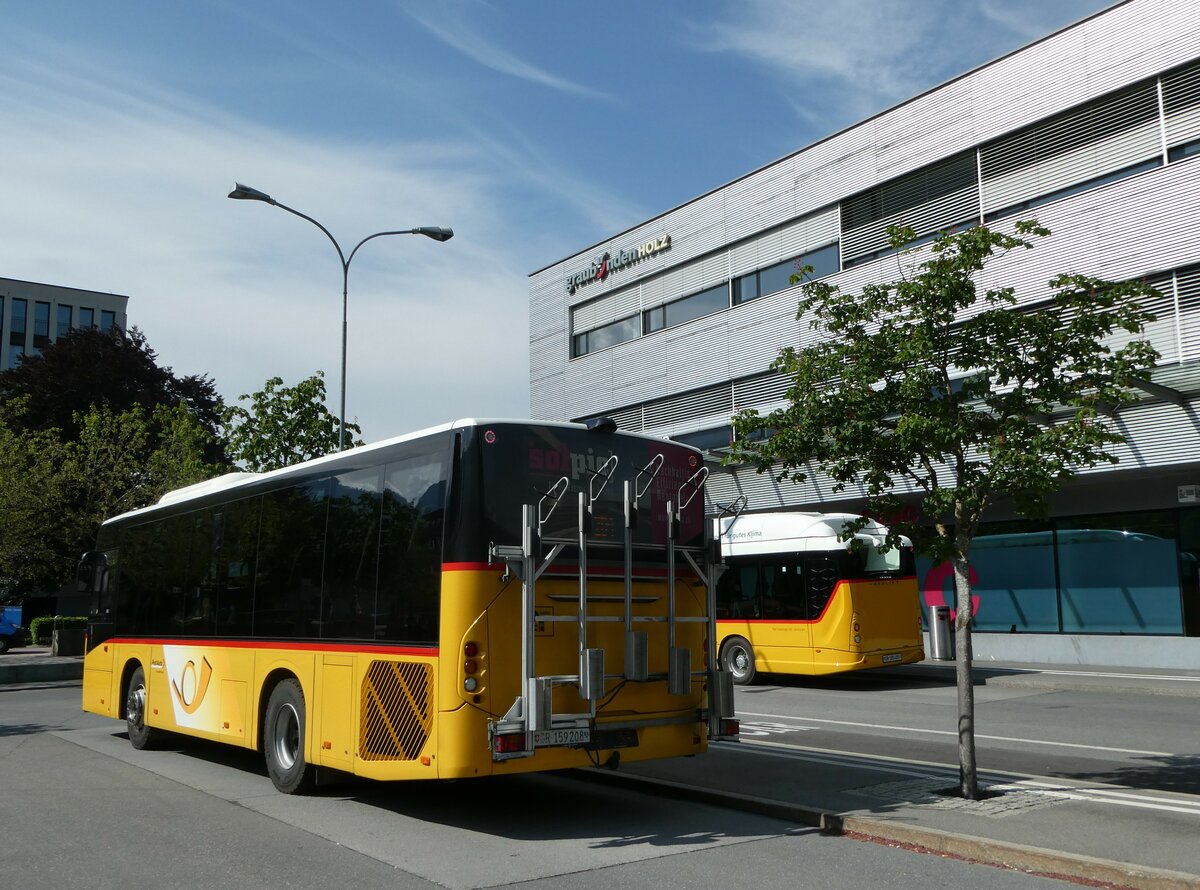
[529, 0, 1200, 667]
[0, 277, 129, 370]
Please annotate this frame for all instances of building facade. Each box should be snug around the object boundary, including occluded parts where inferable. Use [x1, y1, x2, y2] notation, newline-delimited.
[529, 0, 1200, 667]
[0, 277, 129, 371]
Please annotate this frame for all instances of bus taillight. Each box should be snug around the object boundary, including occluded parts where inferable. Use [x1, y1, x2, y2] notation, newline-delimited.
[493, 733, 526, 755]
[464, 640, 481, 693]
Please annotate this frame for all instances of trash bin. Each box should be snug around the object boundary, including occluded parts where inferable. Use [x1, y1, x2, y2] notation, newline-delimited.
[928, 605, 954, 661]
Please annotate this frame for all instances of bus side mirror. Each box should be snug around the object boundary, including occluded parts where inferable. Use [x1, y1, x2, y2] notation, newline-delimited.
[77, 552, 106, 593]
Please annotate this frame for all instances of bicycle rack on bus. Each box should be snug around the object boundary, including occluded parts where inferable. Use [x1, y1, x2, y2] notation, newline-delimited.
[488, 455, 734, 759]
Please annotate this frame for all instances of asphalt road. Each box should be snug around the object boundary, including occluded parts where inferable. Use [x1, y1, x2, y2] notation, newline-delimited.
[2, 681, 1077, 890]
[731, 668, 1200, 796]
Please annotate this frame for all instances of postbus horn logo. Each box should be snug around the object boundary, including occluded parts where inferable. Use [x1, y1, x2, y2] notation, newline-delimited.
[171, 656, 214, 715]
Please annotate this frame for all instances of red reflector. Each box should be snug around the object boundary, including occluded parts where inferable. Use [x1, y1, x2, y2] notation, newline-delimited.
[720, 718, 740, 737]
[494, 733, 525, 754]
[464, 641, 479, 657]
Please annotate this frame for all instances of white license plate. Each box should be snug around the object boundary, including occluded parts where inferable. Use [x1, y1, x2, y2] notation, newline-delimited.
[882, 653, 903, 664]
[533, 727, 591, 747]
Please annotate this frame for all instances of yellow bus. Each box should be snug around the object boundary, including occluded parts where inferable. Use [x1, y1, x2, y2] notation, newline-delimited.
[80, 419, 736, 793]
[714, 511, 924, 683]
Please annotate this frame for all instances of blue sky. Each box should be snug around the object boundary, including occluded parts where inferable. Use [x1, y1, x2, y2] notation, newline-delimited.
[0, 0, 1112, 441]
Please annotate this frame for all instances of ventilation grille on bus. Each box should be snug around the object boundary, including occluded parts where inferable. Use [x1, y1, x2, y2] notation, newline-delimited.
[807, 558, 839, 619]
[359, 660, 433, 762]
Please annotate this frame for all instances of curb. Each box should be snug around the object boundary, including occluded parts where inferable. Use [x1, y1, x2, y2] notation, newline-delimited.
[0, 662, 84, 685]
[570, 769, 1200, 890]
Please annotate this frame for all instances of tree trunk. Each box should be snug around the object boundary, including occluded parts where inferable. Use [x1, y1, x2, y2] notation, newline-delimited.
[953, 554, 980, 799]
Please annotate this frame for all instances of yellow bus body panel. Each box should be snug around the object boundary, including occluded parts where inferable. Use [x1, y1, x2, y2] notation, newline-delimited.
[718, 577, 924, 678]
[83, 565, 710, 782]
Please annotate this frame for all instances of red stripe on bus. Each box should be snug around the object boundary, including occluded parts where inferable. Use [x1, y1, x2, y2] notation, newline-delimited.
[439, 562, 695, 580]
[105, 638, 438, 656]
[442, 562, 499, 572]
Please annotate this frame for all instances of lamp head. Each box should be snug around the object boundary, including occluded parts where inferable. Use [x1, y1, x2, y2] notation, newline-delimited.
[227, 183, 276, 204]
[413, 226, 454, 242]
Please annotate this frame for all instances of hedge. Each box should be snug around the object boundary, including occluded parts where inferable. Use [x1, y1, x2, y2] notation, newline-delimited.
[29, 615, 88, 646]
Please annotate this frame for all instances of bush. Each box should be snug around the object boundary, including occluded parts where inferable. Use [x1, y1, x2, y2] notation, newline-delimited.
[29, 615, 87, 647]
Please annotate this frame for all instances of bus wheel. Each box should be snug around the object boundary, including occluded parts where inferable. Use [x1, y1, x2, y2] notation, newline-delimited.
[264, 678, 314, 794]
[721, 637, 756, 686]
[126, 665, 161, 749]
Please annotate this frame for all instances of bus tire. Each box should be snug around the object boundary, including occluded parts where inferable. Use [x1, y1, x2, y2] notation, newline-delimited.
[126, 665, 161, 750]
[263, 678, 314, 794]
[721, 637, 756, 685]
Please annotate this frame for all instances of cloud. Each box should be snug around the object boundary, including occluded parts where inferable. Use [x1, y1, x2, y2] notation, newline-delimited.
[687, 0, 1106, 128]
[396, 0, 610, 101]
[0, 33, 532, 439]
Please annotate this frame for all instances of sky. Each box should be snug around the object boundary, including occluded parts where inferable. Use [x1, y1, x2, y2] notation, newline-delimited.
[1, 0, 1115, 442]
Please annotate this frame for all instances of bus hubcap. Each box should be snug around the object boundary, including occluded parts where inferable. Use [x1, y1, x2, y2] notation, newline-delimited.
[273, 703, 300, 770]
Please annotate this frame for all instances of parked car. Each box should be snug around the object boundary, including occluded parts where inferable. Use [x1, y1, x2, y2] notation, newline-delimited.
[0, 608, 27, 654]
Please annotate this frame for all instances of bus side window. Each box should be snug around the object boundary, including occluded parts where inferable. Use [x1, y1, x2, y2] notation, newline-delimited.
[762, 561, 805, 620]
[717, 563, 760, 619]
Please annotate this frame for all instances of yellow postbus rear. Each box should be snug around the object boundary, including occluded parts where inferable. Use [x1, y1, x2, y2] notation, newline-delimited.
[81, 420, 736, 792]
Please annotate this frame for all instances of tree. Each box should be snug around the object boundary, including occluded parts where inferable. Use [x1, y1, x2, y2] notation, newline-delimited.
[0, 399, 71, 593]
[731, 221, 1159, 799]
[0, 325, 226, 464]
[0, 400, 223, 594]
[222, 371, 363, 472]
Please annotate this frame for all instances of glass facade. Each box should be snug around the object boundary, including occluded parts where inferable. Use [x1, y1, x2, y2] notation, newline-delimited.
[919, 508, 1200, 636]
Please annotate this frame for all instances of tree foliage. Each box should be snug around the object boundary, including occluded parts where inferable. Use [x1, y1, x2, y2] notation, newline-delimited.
[222, 371, 363, 472]
[731, 221, 1160, 797]
[0, 325, 226, 464]
[0, 400, 223, 594]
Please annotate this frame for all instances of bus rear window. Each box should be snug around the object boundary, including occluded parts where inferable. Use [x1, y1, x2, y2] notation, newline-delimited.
[476, 424, 704, 552]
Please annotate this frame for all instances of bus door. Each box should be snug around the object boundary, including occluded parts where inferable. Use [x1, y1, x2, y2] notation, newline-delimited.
[758, 558, 812, 674]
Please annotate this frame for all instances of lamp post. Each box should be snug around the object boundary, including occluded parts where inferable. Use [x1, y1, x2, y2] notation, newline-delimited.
[228, 182, 453, 450]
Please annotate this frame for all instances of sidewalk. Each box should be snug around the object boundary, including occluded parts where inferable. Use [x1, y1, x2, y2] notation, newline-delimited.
[589, 659, 1200, 890]
[5, 649, 1198, 888]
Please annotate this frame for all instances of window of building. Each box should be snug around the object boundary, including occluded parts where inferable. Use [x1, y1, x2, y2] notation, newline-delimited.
[1056, 511, 1184, 635]
[842, 150, 977, 231]
[100, 309, 116, 331]
[33, 302, 50, 351]
[79, 307, 95, 328]
[919, 509, 1190, 635]
[840, 151, 979, 267]
[572, 313, 641, 357]
[56, 304, 72, 339]
[644, 282, 729, 334]
[981, 81, 1161, 221]
[733, 242, 841, 305]
[8, 298, 27, 369]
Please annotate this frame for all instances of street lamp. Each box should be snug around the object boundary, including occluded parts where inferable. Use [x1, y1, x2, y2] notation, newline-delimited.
[228, 183, 453, 450]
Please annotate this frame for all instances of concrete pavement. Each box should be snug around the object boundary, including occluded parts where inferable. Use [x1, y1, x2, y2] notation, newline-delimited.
[4, 649, 1198, 888]
[600, 660, 1200, 890]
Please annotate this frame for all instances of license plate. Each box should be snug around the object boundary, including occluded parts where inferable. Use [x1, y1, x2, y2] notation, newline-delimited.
[882, 653, 903, 664]
[533, 727, 591, 747]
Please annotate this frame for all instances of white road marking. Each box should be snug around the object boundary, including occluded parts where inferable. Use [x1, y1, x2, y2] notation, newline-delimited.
[728, 740, 1200, 817]
[735, 710, 1174, 757]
